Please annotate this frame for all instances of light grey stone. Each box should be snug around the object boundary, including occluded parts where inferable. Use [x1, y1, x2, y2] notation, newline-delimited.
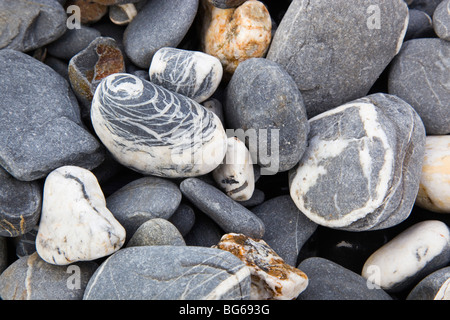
[433, 0, 450, 41]
[126, 218, 186, 247]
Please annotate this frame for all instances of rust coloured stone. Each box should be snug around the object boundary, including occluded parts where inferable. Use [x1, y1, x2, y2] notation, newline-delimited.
[65, 0, 108, 24]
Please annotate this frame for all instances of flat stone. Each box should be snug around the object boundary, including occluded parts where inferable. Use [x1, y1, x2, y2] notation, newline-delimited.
[123, 0, 199, 68]
[289, 93, 426, 231]
[266, 0, 409, 118]
[0, 49, 104, 182]
[0, 166, 41, 237]
[407, 266, 450, 300]
[106, 176, 182, 241]
[361, 220, 450, 292]
[83, 245, 251, 300]
[126, 218, 186, 247]
[91, 73, 228, 178]
[0, 252, 98, 300]
[388, 38, 450, 135]
[149, 47, 223, 103]
[35, 166, 126, 265]
[433, 0, 450, 41]
[180, 178, 265, 238]
[215, 233, 308, 300]
[297, 257, 393, 300]
[168, 203, 196, 237]
[0, 0, 67, 52]
[252, 195, 318, 267]
[225, 58, 309, 173]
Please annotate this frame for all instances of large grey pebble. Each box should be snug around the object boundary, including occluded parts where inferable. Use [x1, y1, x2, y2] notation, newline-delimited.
[126, 218, 186, 247]
[433, 0, 450, 41]
[407, 266, 450, 300]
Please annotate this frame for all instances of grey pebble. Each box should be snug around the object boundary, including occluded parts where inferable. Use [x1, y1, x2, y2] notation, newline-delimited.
[0, 237, 7, 274]
[168, 203, 196, 237]
[433, 0, 450, 41]
[126, 218, 186, 247]
[237, 189, 265, 208]
[408, 0, 445, 16]
[404, 9, 435, 41]
[184, 211, 224, 247]
[407, 266, 450, 300]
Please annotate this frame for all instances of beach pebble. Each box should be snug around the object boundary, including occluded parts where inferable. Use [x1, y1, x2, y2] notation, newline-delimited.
[408, 0, 445, 16]
[225, 58, 309, 173]
[184, 211, 224, 247]
[208, 0, 247, 9]
[0, 0, 66, 52]
[215, 233, 308, 300]
[407, 266, 450, 300]
[91, 73, 228, 178]
[361, 220, 450, 292]
[126, 218, 185, 247]
[168, 203, 196, 237]
[289, 93, 426, 231]
[297, 257, 392, 300]
[35, 166, 126, 265]
[416, 136, 450, 213]
[252, 195, 318, 267]
[14, 226, 39, 258]
[200, 0, 272, 77]
[83, 245, 251, 299]
[388, 38, 450, 135]
[0, 252, 98, 300]
[404, 9, 435, 41]
[433, 0, 450, 41]
[212, 137, 255, 201]
[64, 0, 108, 24]
[149, 47, 223, 103]
[0, 49, 104, 182]
[123, 0, 199, 68]
[266, 0, 409, 118]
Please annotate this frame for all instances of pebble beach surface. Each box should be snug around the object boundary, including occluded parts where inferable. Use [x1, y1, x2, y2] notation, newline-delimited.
[0, 0, 449, 304]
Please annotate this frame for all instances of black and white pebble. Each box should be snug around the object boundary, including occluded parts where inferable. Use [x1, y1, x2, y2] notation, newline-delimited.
[289, 93, 426, 231]
[83, 246, 251, 300]
[180, 178, 265, 239]
[388, 38, 450, 135]
[407, 266, 450, 300]
[91, 73, 228, 178]
[149, 47, 223, 103]
[433, 0, 450, 41]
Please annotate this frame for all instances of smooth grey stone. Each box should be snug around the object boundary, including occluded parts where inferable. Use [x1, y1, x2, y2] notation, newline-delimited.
[106, 176, 182, 241]
[83, 245, 251, 300]
[388, 38, 450, 135]
[168, 203, 196, 237]
[47, 26, 101, 61]
[289, 93, 426, 231]
[0, 49, 104, 182]
[237, 189, 265, 208]
[184, 211, 224, 247]
[0, 237, 7, 274]
[0, 0, 67, 52]
[404, 9, 435, 40]
[408, 0, 444, 16]
[433, 0, 450, 41]
[123, 0, 199, 68]
[407, 266, 450, 300]
[208, 0, 247, 9]
[180, 178, 265, 239]
[297, 257, 393, 300]
[266, 0, 409, 118]
[0, 252, 98, 300]
[225, 58, 309, 173]
[0, 166, 41, 237]
[126, 218, 186, 247]
[252, 195, 317, 266]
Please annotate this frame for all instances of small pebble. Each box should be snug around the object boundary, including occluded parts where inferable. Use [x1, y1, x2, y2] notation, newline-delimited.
[433, 0, 450, 41]
[168, 203, 196, 237]
[126, 218, 186, 247]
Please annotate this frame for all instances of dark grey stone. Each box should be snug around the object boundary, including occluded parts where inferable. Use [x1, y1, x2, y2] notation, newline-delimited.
[0, 49, 104, 182]
[404, 9, 435, 41]
[169, 203, 196, 236]
[408, 0, 444, 16]
[433, 0, 450, 41]
[184, 211, 224, 247]
[44, 55, 69, 81]
[237, 189, 265, 208]
[0, 166, 41, 237]
[266, 0, 409, 118]
[0, 237, 7, 274]
[388, 38, 450, 135]
[225, 58, 309, 173]
[180, 178, 265, 239]
[123, 0, 199, 68]
[106, 176, 182, 241]
[0, 252, 98, 300]
[407, 266, 450, 300]
[0, 0, 67, 52]
[252, 195, 317, 266]
[83, 246, 251, 300]
[208, 0, 247, 9]
[297, 257, 393, 300]
[14, 226, 39, 258]
[126, 218, 186, 247]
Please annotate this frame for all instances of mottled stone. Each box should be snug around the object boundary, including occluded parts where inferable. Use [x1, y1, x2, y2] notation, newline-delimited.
[0, 166, 41, 237]
[83, 245, 251, 300]
[297, 257, 392, 300]
[215, 233, 308, 300]
[127, 218, 185, 247]
[289, 93, 426, 231]
[168, 203, 196, 236]
[407, 266, 450, 300]
[208, 0, 247, 9]
[0, 0, 67, 52]
[65, 0, 108, 24]
[266, 0, 409, 118]
[361, 220, 450, 292]
[91, 73, 228, 178]
[416, 136, 450, 213]
[388, 38, 450, 135]
[109, 3, 138, 25]
[180, 178, 265, 238]
[123, 0, 199, 68]
[69, 37, 126, 118]
[433, 0, 450, 41]
[149, 47, 223, 103]
[200, 0, 272, 77]
[0, 49, 104, 182]
[252, 195, 317, 266]
[36, 166, 126, 265]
